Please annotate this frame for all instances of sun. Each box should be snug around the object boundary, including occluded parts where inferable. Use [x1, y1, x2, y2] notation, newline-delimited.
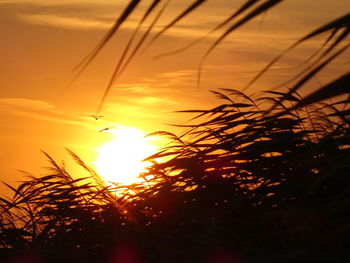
[93, 126, 157, 185]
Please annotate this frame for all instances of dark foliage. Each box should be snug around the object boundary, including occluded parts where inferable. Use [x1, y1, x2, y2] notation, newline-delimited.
[71, 0, 349, 114]
[1, 1, 349, 262]
[1, 90, 349, 262]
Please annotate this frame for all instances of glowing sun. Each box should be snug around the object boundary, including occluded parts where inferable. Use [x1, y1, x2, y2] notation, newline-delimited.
[94, 126, 157, 185]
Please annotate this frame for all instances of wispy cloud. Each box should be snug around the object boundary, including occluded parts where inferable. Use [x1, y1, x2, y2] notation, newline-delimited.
[0, 98, 87, 126]
[115, 70, 199, 96]
[0, 1, 118, 30]
[18, 13, 112, 30]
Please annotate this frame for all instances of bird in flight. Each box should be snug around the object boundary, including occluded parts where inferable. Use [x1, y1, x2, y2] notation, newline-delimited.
[99, 127, 114, 133]
[89, 115, 104, 120]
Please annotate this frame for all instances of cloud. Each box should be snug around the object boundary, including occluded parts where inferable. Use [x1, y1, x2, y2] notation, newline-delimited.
[115, 69, 200, 97]
[0, 1, 118, 30]
[0, 0, 256, 38]
[0, 98, 87, 126]
[2, 0, 348, 39]
[105, 69, 218, 114]
[18, 13, 112, 30]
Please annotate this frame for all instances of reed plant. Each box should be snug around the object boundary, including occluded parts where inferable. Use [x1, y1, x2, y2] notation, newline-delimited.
[1, 89, 349, 262]
[1, 1, 349, 262]
[73, 0, 349, 114]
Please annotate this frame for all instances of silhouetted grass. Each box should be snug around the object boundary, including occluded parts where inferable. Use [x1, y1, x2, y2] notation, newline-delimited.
[71, 0, 349, 114]
[1, 1, 349, 262]
[1, 90, 349, 262]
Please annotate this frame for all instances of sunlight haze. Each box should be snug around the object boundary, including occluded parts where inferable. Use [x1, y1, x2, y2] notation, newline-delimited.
[0, 0, 348, 187]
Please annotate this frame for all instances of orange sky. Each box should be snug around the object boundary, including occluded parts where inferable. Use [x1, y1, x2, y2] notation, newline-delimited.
[0, 0, 348, 187]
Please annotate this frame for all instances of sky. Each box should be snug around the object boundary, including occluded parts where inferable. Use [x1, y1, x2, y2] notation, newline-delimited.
[0, 0, 349, 187]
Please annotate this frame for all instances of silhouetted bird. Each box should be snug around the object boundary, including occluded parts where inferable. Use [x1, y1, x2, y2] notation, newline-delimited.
[99, 127, 112, 132]
[89, 115, 104, 120]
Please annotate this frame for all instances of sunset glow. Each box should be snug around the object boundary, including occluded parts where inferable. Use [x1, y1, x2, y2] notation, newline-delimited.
[1, 1, 349, 262]
[94, 127, 157, 185]
[1, 0, 348, 190]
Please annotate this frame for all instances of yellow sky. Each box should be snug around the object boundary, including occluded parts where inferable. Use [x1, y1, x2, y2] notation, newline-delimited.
[0, 0, 348, 186]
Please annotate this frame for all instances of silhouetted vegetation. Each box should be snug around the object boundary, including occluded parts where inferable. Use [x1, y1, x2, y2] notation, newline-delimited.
[1, 89, 349, 262]
[72, 0, 349, 114]
[2, 0, 349, 262]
